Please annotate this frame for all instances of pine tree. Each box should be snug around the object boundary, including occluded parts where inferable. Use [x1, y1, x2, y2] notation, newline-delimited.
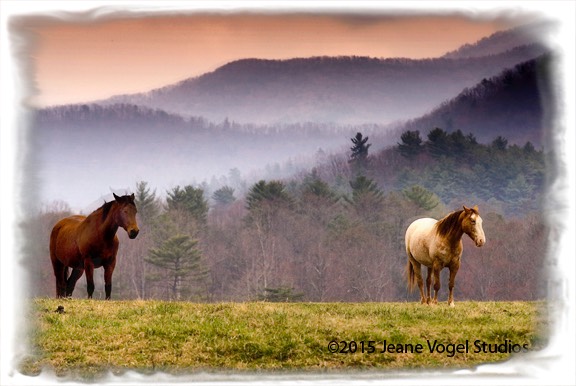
[166, 185, 208, 225]
[427, 127, 450, 159]
[398, 130, 423, 159]
[145, 234, 207, 300]
[246, 180, 292, 211]
[349, 132, 371, 171]
[258, 286, 304, 302]
[301, 172, 338, 202]
[134, 181, 160, 224]
[212, 186, 236, 206]
[403, 185, 440, 211]
[346, 175, 384, 221]
[492, 136, 508, 151]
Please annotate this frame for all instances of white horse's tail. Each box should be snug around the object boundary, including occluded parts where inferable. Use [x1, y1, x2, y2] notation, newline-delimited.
[406, 258, 416, 292]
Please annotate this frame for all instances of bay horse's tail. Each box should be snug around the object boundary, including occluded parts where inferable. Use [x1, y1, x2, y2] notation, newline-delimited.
[406, 257, 416, 292]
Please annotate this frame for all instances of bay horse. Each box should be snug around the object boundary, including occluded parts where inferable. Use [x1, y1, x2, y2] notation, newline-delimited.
[49, 193, 139, 299]
[405, 205, 485, 306]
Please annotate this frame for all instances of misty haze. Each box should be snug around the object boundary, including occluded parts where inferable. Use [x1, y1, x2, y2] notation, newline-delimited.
[32, 21, 552, 210]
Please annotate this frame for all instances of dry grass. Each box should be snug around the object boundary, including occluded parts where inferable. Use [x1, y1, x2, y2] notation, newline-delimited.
[19, 299, 548, 380]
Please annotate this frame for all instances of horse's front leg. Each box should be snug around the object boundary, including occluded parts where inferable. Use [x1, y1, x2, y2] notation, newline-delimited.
[425, 268, 433, 304]
[448, 260, 460, 307]
[103, 260, 116, 300]
[431, 261, 441, 305]
[84, 258, 95, 299]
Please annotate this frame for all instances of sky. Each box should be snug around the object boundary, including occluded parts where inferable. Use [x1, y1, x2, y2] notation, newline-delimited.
[11, 8, 531, 107]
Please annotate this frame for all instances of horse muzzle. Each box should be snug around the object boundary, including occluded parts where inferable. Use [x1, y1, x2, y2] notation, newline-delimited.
[128, 228, 139, 239]
[475, 238, 485, 247]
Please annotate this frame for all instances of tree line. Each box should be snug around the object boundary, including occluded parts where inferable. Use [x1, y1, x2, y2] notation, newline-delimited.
[23, 130, 548, 302]
[377, 127, 545, 215]
[38, 103, 387, 138]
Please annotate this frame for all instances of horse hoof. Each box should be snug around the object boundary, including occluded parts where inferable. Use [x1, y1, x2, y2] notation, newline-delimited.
[449, 302, 455, 307]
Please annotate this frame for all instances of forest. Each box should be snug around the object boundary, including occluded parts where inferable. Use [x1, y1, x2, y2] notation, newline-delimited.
[22, 128, 549, 303]
[400, 55, 550, 146]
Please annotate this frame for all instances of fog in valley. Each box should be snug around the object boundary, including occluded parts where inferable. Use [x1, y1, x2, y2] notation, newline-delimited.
[34, 108, 385, 211]
[32, 21, 553, 211]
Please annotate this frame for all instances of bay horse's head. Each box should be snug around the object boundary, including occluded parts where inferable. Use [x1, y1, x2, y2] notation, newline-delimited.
[113, 193, 139, 239]
[461, 205, 485, 247]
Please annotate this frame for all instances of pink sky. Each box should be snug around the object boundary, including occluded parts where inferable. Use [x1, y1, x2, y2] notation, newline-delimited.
[13, 11, 528, 107]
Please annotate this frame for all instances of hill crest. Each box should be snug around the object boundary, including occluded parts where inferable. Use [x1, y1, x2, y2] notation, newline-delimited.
[100, 43, 548, 125]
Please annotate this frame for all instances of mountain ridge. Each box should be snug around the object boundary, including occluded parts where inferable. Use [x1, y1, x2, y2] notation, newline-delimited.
[397, 54, 551, 147]
[442, 20, 556, 59]
[98, 43, 548, 125]
[39, 53, 551, 148]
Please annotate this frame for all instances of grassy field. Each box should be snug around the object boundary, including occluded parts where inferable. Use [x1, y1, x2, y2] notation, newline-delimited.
[20, 299, 548, 379]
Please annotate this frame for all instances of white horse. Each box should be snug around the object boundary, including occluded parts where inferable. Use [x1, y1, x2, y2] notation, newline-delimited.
[405, 205, 485, 306]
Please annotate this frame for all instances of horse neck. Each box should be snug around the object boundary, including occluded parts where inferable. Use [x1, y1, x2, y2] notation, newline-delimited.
[87, 202, 120, 240]
[446, 224, 464, 246]
[437, 211, 465, 246]
[102, 208, 120, 239]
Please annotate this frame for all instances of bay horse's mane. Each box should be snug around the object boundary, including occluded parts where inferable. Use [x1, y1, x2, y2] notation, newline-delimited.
[100, 200, 116, 221]
[435, 210, 465, 240]
[90, 195, 137, 222]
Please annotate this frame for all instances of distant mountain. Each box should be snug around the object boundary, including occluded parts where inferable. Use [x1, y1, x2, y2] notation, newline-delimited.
[35, 104, 360, 168]
[35, 22, 556, 206]
[442, 21, 555, 59]
[100, 45, 548, 125]
[34, 103, 376, 207]
[397, 54, 552, 148]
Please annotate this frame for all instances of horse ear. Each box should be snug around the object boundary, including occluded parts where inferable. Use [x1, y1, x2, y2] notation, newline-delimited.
[473, 205, 479, 213]
[113, 193, 120, 201]
[463, 205, 470, 213]
[130, 193, 135, 201]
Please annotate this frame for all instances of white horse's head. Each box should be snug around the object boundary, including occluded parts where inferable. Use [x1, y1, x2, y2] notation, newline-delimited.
[461, 205, 485, 247]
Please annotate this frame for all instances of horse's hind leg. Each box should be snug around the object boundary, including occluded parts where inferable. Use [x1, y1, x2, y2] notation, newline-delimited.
[50, 258, 67, 298]
[66, 268, 84, 297]
[409, 257, 426, 304]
